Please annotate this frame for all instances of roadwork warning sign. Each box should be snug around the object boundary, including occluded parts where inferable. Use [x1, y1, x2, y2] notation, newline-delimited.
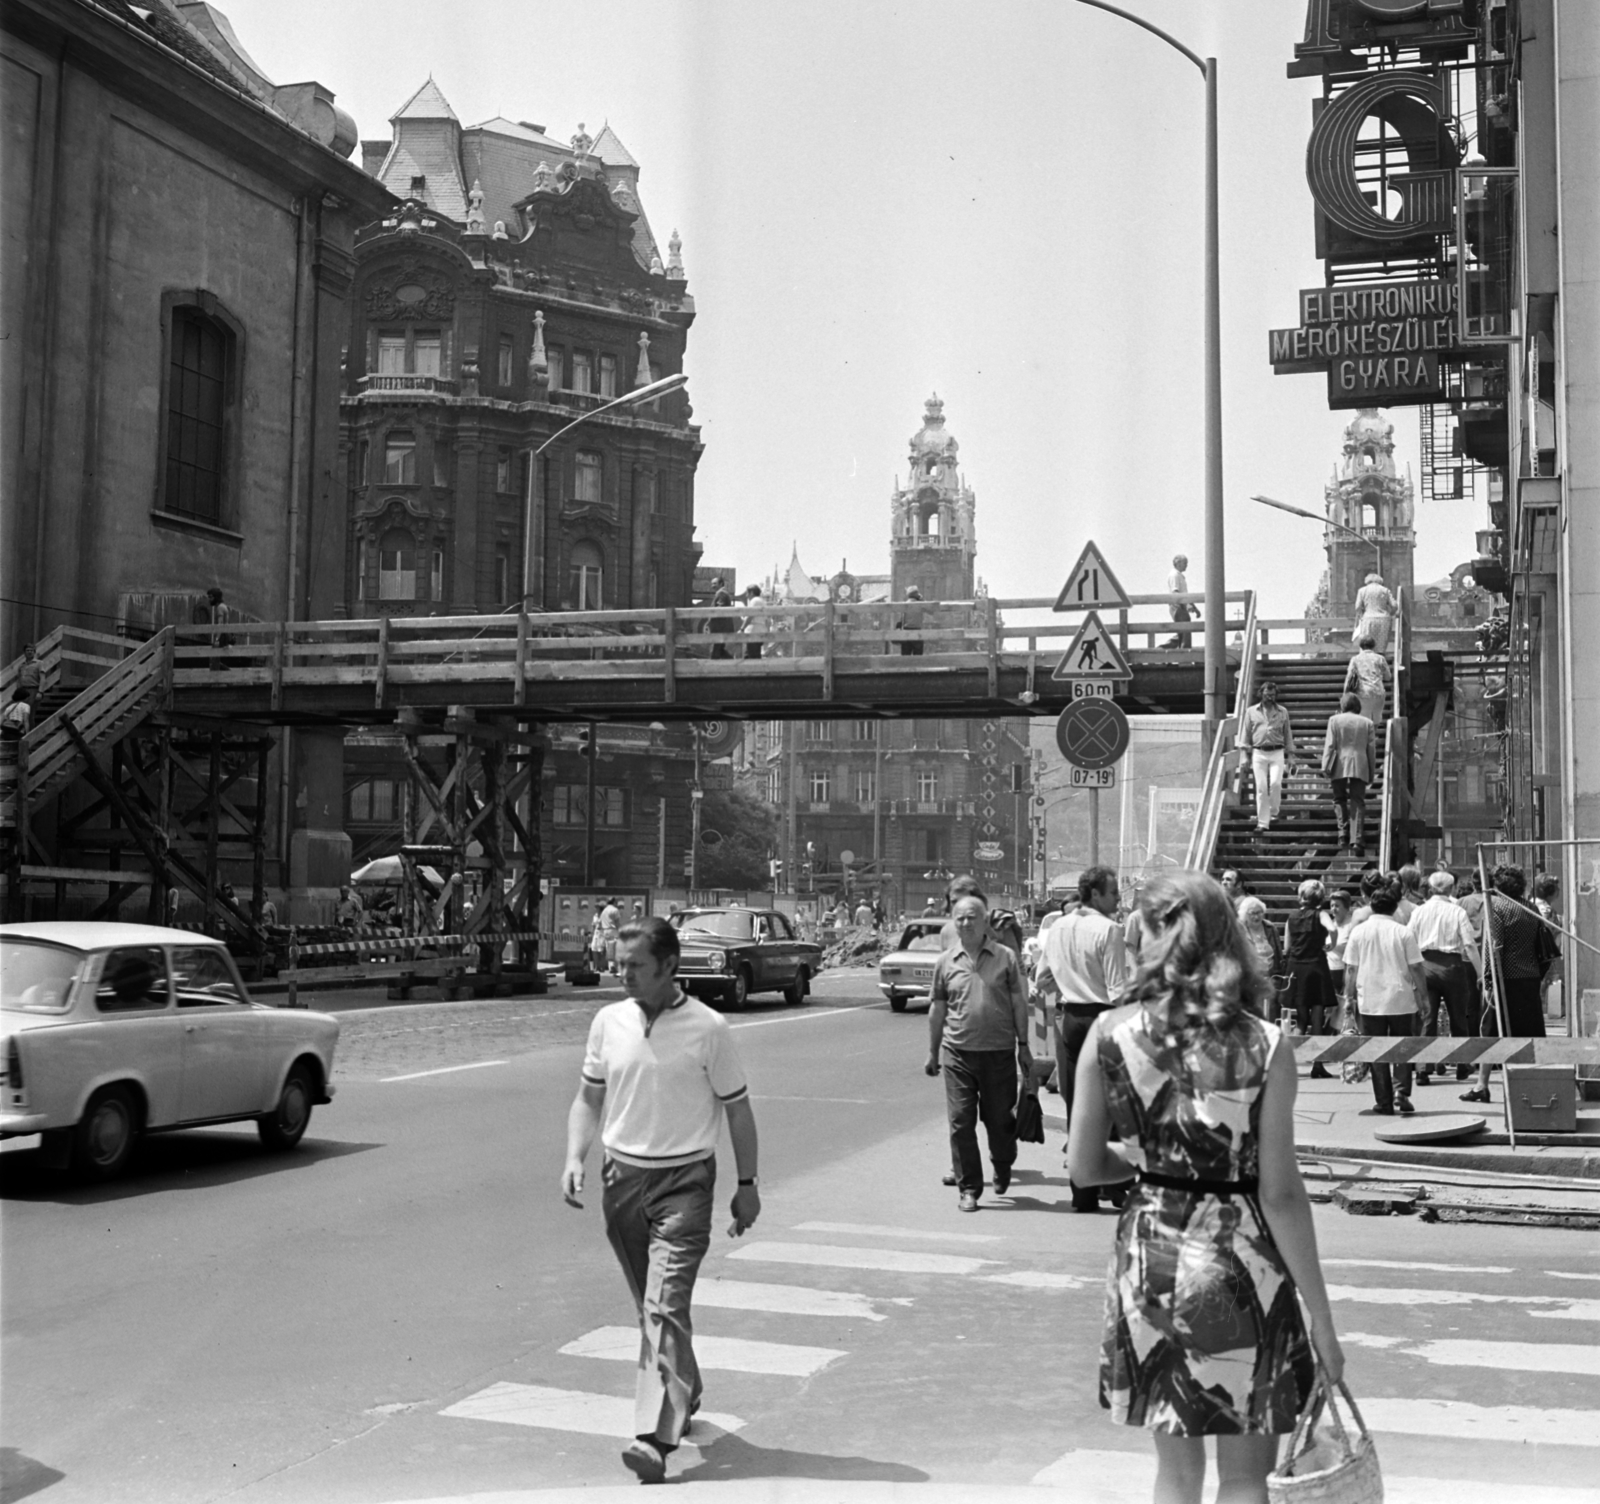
[1051, 610, 1132, 682]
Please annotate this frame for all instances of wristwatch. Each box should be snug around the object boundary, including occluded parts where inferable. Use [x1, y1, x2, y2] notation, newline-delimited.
[738, 1176, 759, 1187]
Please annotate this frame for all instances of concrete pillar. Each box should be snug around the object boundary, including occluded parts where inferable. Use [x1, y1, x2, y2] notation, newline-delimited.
[287, 728, 350, 922]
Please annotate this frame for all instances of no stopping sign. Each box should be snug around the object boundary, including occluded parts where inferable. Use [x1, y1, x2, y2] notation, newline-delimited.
[1055, 699, 1129, 771]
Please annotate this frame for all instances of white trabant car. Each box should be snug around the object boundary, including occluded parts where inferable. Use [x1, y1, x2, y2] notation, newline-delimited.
[1, 922, 339, 1180]
[877, 918, 950, 1012]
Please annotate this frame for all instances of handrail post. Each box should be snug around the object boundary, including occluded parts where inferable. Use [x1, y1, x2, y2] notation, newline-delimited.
[514, 611, 529, 708]
[663, 607, 676, 703]
[270, 622, 286, 712]
[823, 599, 836, 700]
[986, 598, 999, 698]
[374, 618, 389, 711]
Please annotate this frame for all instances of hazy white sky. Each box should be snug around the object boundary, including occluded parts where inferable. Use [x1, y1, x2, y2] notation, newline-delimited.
[224, 0, 1483, 618]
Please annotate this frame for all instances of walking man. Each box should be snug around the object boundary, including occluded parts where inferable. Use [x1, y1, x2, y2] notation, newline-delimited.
[1322, 692, 1376, 856]
[562, 917, 761, 1484]
[1342, 874, 1426, 1116]
[599, 897, 622, 974]
[1241, 680, 1296, 833]
[1164, 553, 1192, 648]
[1461, 864, 1556, 1103]
[1343, 636, 1389, 727]
[1041, 865, 1128, 1211]
[925, 895, 1032, 1212]
[1407, 870, 1481, 1086]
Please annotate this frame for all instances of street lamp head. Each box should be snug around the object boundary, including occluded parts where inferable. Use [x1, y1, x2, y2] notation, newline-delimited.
[623, 372, 688, 406]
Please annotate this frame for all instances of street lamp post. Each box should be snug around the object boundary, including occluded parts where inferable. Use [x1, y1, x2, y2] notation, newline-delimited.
[520, 372, 689, 611]
[1072, 1, 1226, 743]
[1250, 494, 1383, 583]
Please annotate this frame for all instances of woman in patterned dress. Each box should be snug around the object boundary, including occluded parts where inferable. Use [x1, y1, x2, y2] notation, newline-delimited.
[1067, 870, 1344, 1504]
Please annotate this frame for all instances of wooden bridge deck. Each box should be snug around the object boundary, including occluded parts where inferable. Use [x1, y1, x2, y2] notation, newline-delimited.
[156, 591, 1358, 725]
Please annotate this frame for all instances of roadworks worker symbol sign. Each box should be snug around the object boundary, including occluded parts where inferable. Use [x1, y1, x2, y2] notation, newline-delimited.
[1051, 610, 1132, 681]
[1053, 541, 1131, 613]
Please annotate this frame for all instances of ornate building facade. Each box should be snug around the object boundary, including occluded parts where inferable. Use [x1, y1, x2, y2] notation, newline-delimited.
[739, 398, 1028, 915]
[341, 83, 704, 892]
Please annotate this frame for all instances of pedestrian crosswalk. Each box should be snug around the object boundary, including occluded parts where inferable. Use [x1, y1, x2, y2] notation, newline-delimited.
[439, 1194, 1600, 1499]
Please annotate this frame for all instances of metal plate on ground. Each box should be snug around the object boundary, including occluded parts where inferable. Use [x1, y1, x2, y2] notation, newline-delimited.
[1371, 1112, 1490, 1144]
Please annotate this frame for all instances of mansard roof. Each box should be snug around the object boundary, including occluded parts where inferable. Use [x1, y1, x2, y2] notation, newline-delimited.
[392, 77, 458, 121]
[592, 123, 639, 170]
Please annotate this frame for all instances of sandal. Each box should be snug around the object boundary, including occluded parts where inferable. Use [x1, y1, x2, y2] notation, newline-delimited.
[1459, 1087, 1491, 1104]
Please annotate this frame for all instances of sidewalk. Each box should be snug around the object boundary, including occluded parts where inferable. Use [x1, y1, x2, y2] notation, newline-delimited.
[1042, 1070, 1600, 1180]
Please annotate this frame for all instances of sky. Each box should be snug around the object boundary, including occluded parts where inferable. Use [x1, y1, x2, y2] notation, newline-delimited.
[222, 0, 1485, 619]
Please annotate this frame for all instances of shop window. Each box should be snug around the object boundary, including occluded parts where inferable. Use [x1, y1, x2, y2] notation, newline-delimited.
[379, 528, 416, 600]
[570, 541, 603, 610]
[162, 306, 234, 524]
[575, 450, 603, 504]
[497, 335, 514, 388]
[598, 353, 617, 397]
[384, 431, 416, 484]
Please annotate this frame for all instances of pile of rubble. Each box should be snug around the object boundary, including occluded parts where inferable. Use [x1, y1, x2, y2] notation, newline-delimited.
[820, 926, 894, 970]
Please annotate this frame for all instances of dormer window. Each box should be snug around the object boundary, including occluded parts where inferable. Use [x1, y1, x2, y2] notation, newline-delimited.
[410, 176, 426, 198]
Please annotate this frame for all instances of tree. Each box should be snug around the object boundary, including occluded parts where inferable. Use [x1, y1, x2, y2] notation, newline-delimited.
[696, 786, 779, 889]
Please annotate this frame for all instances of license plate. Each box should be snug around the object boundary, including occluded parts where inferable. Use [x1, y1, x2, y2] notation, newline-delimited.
[914, 969, 932, 981]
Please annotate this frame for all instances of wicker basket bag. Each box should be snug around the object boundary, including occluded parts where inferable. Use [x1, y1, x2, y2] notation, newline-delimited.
[1267, 1366, 1383, 1504]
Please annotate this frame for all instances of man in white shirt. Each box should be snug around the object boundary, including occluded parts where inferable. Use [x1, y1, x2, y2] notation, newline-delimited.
[1407, 870, 1481, 1085]
[563, 918, 761, 1484]
[1164, 553, 1192, 647]
[1239, 681, 1297, 833]
[1042, 866, 1128, 1209]
[1343, 875, 1427, 1115]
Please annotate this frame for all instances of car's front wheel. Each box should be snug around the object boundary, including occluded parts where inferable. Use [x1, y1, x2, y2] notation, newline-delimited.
[723, 967, 751, 1010]
[73, 1086, 139, 1181]
[258, 1064, 315, 1151]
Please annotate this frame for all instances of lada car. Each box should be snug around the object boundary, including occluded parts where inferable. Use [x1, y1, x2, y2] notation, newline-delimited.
[668, 908, 823, 1009]
[877, 918, 949, 1012]
[1, 922, 339, 1181]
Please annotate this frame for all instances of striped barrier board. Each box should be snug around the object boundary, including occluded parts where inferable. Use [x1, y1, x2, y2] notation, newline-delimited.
[285, 929, 544, 957]
[1291, 1035, 1600, 1068]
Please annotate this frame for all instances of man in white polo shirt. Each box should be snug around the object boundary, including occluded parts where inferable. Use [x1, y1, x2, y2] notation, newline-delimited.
[562, 917, 761, 1484]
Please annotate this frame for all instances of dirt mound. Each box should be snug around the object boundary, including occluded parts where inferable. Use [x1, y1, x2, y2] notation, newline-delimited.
[821, 927, 893, 970]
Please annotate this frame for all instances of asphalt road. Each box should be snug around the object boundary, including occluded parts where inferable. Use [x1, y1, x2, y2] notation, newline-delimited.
[3, 970, 1597, 1504]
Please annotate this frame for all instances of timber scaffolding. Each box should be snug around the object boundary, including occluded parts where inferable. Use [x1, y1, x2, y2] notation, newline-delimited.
[2, 589, 1461, 965]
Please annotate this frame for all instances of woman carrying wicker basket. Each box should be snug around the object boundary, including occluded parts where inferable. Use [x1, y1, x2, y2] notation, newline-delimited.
[1068, 870, 1346, 1504]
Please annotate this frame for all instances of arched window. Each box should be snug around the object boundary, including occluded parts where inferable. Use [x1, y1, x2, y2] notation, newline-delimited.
[570, 541, 603, 610]
[379, 527, 416, 600]
[1361, 502, 1378, 531]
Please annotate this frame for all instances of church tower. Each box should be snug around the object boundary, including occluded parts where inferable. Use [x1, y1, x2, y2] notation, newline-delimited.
[890, 395, 977, 600]
[1322, 409, 1415, 612]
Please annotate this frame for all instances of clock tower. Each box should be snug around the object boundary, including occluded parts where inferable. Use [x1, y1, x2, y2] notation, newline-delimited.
[890, 395, 977, 601]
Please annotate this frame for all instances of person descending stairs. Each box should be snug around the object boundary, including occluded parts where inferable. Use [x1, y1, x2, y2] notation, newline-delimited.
[1215, 654, 1389, 929]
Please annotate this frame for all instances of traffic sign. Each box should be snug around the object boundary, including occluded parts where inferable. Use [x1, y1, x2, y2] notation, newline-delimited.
[1055, 698, 1130, 770]
[1069, 766, 1117, 789]
[1067, 680, 1115, 699]
[1051, 610, 1132, 681]
[1053, 541, 1130, 613]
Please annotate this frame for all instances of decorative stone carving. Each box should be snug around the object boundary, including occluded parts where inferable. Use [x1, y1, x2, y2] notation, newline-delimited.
[635, 331, 653, 389]
[461, 348, 480, 398]
[465, 179, 486, 234]
[571, 122, 593, 157]
[529, 310, 548, 385]
[666, 229, 685, 280]
[530, 159, 557, 194]
[365, 269, 454, 321]
[492, 219, 509, 240]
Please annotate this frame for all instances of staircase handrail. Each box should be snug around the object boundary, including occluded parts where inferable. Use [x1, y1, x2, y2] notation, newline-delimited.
[1377, 714, 1405, 874]
[1, 625, 65, 700]
[1183, 590, 1258, 871]
[21, 629, 174, 807]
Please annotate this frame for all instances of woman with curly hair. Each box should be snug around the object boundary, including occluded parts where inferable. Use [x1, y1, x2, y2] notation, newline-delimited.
[1067, 870, 1344, 1504]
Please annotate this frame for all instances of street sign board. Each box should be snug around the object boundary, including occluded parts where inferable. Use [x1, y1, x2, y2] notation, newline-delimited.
[1069, 766, 1117, 789]
[1067, 680, 1115, 700]
[974, 841, 1005, 862]
[1053, 541, 1131, 613]
[1051, 610, 1133, 681]
[1055, 699, 1130, 770]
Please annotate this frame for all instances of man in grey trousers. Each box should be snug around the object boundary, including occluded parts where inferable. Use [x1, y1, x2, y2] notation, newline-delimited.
[563, 917, 762, 1483]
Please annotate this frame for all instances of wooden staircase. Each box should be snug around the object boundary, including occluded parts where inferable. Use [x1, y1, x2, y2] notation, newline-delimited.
[1213, 656, 1388, 925]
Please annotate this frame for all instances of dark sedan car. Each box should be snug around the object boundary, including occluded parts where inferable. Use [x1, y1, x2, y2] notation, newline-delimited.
[669, 908, 822, 1009]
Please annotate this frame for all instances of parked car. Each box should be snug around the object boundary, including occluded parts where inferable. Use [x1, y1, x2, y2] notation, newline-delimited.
[878, 918, 949, 1012]
[1, 922, 339, 1181]
[669, 908, 822, 1009]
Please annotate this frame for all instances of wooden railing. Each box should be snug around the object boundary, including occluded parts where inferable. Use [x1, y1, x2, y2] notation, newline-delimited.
[20, 629, 174, 810]
[1184, 591, 1259, 873]
[1377, 714, 1408, 874]
[167, 591, 1260, 708]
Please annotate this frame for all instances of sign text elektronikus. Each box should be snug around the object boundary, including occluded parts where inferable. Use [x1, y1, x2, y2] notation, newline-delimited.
[1269, 279, 1458, 408]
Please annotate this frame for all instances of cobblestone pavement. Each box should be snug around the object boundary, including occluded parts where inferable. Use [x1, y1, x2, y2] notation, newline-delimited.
[330, 969, 879, 1081]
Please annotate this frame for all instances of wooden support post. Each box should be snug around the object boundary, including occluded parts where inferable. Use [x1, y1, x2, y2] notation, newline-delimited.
[252, 736, 270, 954]
[1410, 688, 1450, 823]
[663, 607, 676, 703]
[374, 617, 390, 710]
[986, 599, 999, 699]
[108, 740, 125, 921]
[270, 622, 286, 712]
[481, 738, 505, 973]
[823, 599, 836, 701]
[515, 612, 529, 708]
[205, 732, 221, 935]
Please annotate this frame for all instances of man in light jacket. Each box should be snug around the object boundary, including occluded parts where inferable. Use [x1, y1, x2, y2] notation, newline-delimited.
[1322, 692, 1377, 857]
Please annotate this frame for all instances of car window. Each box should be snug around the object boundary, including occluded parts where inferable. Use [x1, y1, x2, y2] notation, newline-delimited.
[767, 912, 794, 941]
[1, 940, 83, 1013]
[95, 948, 170, 1013]
[172, 947, 248, 1007]
[900, 926, 947, 952]
[672, 912, 754, 940]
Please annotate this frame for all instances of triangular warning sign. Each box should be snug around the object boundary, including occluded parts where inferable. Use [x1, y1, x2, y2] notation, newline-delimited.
[1053, 540, 1131, 612]
[1051, 610, 1133, 680]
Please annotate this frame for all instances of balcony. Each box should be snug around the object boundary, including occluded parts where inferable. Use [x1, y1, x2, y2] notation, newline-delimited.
[357, 373, 459, 398]
[888, 798, 973, 817]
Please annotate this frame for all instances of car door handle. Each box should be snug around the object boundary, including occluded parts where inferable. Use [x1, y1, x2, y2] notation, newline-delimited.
[184, 1024, 199, 1033]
